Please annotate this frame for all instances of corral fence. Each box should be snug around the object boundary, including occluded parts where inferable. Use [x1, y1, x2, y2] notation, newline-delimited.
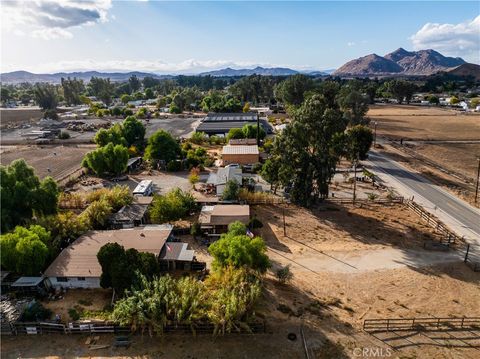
[462, 243, 480, 272]
[3, 320, 265, 336]
[363, 317, 480, 333]
[325, 196, 404, 205]
[404, 200, 463, 244]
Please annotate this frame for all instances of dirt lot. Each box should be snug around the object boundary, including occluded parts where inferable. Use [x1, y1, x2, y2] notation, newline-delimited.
[2, 203, 478, 358]
[41, 289, 112, 322]
[368, 105, 480, 141]
[0, 145, 94, 181]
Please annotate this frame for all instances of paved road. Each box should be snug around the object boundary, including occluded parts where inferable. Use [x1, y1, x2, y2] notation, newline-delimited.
[365, 151, 480, 242]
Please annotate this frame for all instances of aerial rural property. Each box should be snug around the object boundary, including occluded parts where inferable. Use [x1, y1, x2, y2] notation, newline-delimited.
[1, 1, 479, 358]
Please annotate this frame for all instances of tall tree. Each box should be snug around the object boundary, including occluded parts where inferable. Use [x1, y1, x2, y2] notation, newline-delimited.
[1, 159, 59, 231]
[34, 84, 58, 110]
[274, 74, 314, 106]
[82, 143, 129, 177]
[128, 75, 141, 94]
[144, 130, 180, 163]
[88, 77, 115, 105]
[268, 94, 348, 205]
[61, 77, 85, 106]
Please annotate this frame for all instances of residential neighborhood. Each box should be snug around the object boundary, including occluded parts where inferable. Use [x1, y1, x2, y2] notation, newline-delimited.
[1, 1, 479, 358]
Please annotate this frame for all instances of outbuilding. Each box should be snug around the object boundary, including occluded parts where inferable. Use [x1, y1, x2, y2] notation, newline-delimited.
[222, 145, 259, 165]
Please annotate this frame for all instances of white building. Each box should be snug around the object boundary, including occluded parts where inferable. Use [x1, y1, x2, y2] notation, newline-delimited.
[206, 165, 242, 196]
[44, 226, 173, 289]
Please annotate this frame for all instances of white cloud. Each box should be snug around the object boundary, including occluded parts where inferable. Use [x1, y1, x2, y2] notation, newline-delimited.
[1, 0, 112, 40]
[410, 15, 480, 61]
[347, 42, 356, 47]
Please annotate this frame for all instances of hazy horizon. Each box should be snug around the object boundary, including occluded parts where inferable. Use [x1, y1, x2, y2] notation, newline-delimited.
[1, 1, 479, 74]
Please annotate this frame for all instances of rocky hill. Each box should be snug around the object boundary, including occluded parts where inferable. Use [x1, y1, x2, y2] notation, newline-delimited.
[334, 48, 466, 76]
[447, 63, 480, 81]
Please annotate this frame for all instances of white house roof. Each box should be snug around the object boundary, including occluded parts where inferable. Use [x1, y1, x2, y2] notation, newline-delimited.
[206, 166, 242, 186]
[222, 145, 259, 155]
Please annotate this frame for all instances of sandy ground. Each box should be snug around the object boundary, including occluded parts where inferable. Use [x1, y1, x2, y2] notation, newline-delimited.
[0, 145, 94, 181]
[3, 203, 479, 358]
[41, 289, 112, 322]
[368, 105, 480, 141]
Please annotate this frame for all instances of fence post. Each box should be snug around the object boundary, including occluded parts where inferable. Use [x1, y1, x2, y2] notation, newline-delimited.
[387, 319, 390, 331]
[464, 244, 470, 263]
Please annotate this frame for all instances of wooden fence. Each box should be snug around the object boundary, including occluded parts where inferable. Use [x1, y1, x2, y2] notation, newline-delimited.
[325, 196, 404, 205]
[463, 243, 480, 272]
[3, 320, 265, 336]
[364, 317, 480, 333]
[404, 200, 463, 243]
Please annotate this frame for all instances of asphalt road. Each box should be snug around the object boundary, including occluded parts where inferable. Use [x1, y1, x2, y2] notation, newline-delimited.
[366, 151, 480, 242]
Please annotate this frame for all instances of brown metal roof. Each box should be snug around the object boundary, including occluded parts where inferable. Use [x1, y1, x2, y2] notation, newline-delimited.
[199, 205, 250, 226]
[44, 228, 172, 278]
[228, 138, 258, 146]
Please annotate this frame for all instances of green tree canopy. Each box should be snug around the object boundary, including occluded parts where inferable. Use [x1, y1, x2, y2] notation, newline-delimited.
[0, 225, 50, 275]
[208, 221, 270, 273]
[34, 84, 58, 110]
[1, 159, 59, 231]
[61, 77, 85, 106]
[144, 129, 180, 163]
[221, 180, 240, 201]
[82, 143, 129, 177]
[150, 188, 196, 223]
[274, 74, 314, 106]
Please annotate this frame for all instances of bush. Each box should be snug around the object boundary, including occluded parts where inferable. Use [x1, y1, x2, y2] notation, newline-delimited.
[222, 180, 240, 201]
[111, 107, 123, 116]
[43, 109, 58, 121]
[208, 221, 270, 273]
[21, 302, 52, 321]
[166, 160, 182, 172]
[68, 308, 81, 321]
[275, 264, 293, 284]
[248, 217, 263, 229]
[123, 108, 134, 117]
[190, 222, 201, 237]
[150, 188, 196, 223]
[191, 131, 207, 144]
[58, 131, 70, 139]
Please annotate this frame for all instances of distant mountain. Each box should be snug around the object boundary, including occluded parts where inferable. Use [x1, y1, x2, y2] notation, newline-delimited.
[334, 48, 467, 77]
[0, 70, 170, 84]
[334, 54, 403, 76]
[447, 63, 480, 81]
[199, 66, 299, 77]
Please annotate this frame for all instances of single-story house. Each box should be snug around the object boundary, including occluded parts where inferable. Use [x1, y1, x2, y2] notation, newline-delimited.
[222, 145, 259, 165]
[108, 203, 150, 229]
[206, 165, 242, 196]
[44, 226, 175, 289]
[198, 204, 250, 234]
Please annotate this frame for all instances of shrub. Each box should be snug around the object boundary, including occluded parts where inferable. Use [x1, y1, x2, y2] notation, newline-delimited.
[191, 132, 207, 144]
[43, 109, 58, 121]
[275, 264, 293, 284]
[208, 222, 270, 273]
[68, 308, 81, 321]
[58, 131, 70, 139]
[150, 188, 196, 223]
[190, 222, 201, 237]
[111, 107, 123, 116]
[222, 180, 240, 201]
[166, 160, 182, 172]
[21, 302, 52, 321]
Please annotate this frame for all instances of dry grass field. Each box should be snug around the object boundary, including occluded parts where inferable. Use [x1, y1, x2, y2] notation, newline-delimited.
[0, 108, 43, 129]
[411, 142, 480, 180]
[0, 145, 93, 181]
[368, 105, 480, 141]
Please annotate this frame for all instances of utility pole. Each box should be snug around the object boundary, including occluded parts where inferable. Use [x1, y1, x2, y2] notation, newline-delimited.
[475, 157, 480, 204]
[256, 113, 260, 146]
[353, 160, 357, 205]
[373, 121, 378, 148]
[283, 204, 286, 236]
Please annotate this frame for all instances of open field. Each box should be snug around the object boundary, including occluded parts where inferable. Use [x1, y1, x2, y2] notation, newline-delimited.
[409, 142, 480, 181]
[0, 145, 94, 181]
[368, 105, 480, 141]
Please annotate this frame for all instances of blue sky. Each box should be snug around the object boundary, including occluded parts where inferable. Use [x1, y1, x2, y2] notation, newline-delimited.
[1, 1, 479, 73]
